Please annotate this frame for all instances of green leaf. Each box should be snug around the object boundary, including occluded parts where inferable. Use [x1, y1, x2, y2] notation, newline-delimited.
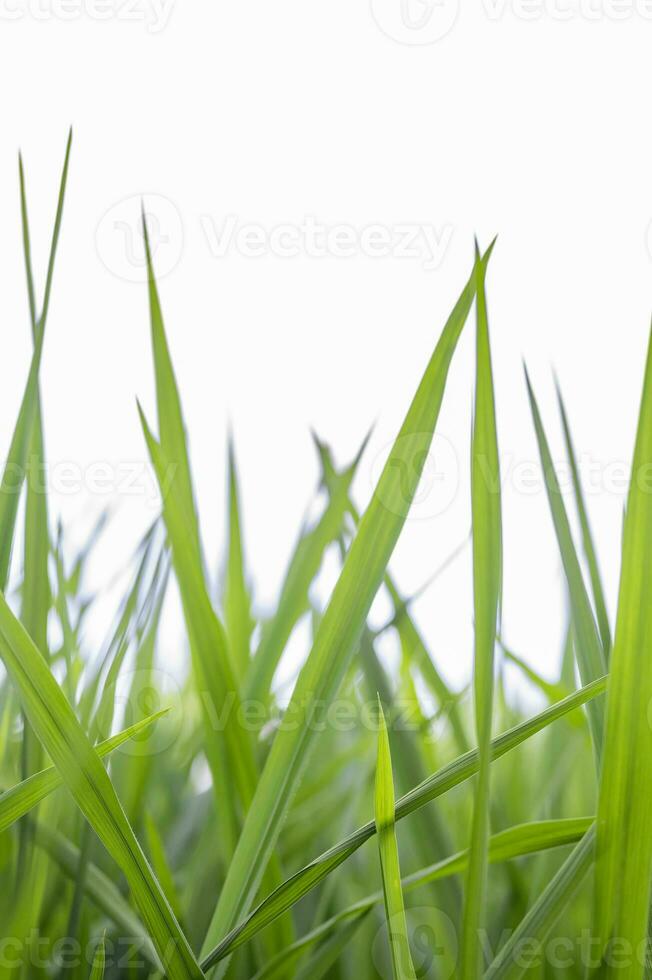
[0, 596, 202, 980]
[375, 698, 417, 980]
[200, 249, 486, 964]
[461, 243, 502, 978]
[202, 674, 606, 967]
[595, 328, 652, 975]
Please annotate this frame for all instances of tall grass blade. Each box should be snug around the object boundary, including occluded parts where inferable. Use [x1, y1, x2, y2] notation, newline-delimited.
[375, 698, 417, 979]
[595, 328, 652, 976]
[460, 243, 502, 977]
[200, 250, 485, 962]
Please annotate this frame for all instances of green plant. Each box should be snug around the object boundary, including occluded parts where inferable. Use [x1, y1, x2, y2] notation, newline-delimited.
[0, 135, 650, 979]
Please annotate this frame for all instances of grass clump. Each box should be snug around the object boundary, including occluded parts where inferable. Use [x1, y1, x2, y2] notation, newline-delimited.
[0, 135, 651, 980]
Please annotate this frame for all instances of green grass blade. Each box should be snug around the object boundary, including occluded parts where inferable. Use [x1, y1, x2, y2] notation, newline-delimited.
[525, 369, 606, 757]
[595, 327, 652, 975]
[485, 827, 595, 979]
[145, 811, 185, 926]
[202, 675, 606, 967]
[201, 250, 485, 962]
[461, 243, 502, 978]
[244, 439, 364, 703]
[0, 709, 169, 834]
[34, 823, 159, 969]
[228, 816, 594, 980]
[556, 379, 612, 656]
[89, 937, 105, 980]
[0, 597, 202, 980]
[375, 699, 417, 980]
[223, 436, 254, 679]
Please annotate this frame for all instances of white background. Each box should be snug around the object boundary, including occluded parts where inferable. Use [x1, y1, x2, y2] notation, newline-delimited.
[1, 0, 650, 692]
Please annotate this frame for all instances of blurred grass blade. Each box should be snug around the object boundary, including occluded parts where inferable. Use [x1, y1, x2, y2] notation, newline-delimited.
[461, 243, 502, 978]
[0, 597, 202, 980]
[89, 937, 105, 980]
[223, 436, 254, 679]
[202, 674, 606, 967]
[201, 250, 487, 962]
[595, 328, 652, 974]
[0, 710, 169, 834]
[225, 816, 593, 979]
[244, 437, 365, 702]
[525, 369, 606, 757]
[556, 378, 612, 656]
[35, 823, 159, 969]
[145, 811, 185, 926]
[138, 223, 259, 811]
[375, 699, 416, 979]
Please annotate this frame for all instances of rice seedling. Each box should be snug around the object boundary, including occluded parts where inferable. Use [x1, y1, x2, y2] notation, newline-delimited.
[0, 133, 650, 979]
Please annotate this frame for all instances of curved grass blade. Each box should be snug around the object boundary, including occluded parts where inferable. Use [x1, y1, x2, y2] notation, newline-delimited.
[201, 675, 606, 967]
[201, 249, 488, 964]
[247, 817, 593, 980]
[0, 597, 201, 980]
[461, 243, 502, 978]
[0, 710, 169, 834]
[375, 699, 416, 979]
[595, 328, 652, 975]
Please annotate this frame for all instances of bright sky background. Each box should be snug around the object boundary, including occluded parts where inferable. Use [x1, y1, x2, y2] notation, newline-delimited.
[1, 0, 651, 694]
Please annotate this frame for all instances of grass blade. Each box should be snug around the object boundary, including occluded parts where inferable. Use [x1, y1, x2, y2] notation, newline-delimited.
[0, 597, 202, 980]
[525, 369, 606, 757]
[460, 243, 502, 977]
[556, 380, 612, 656]
[0, 711, 169, 834]
[595, 328, 652, 975]
[375, 698, 417, 979]
[201, 250, 486, 962]
[202, 674, 606, 967]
